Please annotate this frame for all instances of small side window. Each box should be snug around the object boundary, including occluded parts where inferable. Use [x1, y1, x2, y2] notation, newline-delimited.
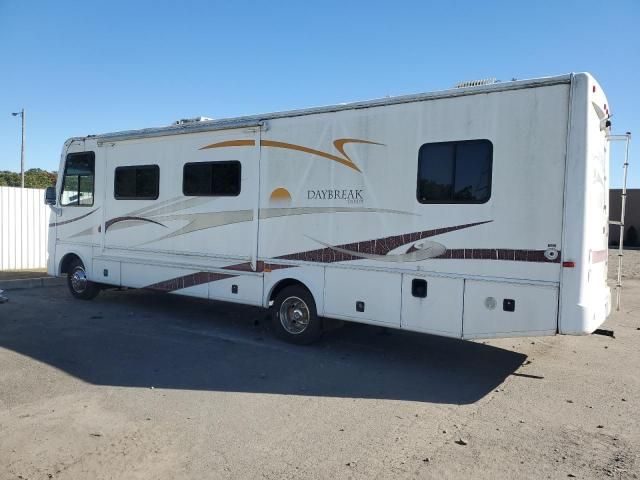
[114, 165, 160, 200]
[183, 161, 241, 196]
[417, 140, 492, 204]
[60, 152, 95, 207]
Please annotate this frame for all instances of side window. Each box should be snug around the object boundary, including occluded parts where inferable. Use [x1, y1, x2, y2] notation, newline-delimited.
[183, 161, 241, 196]
[114, 165, 160, 200]
[417, 139, 492, 204]
[60, 152, 95, 207]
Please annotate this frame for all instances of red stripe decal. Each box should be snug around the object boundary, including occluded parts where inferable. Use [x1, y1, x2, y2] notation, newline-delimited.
[276, 221, 492, 262]
[144, 262, 294, 292]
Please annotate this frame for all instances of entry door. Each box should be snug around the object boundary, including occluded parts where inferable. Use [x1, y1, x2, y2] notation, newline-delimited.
[102, 128, 260, 266]
[175, 128, 260, 263]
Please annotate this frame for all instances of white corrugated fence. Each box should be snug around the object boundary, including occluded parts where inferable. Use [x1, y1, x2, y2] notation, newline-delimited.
[0, 186, 49, 270]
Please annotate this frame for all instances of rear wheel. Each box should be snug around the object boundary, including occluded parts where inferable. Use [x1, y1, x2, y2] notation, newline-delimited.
[271, 285, 321, 344]
[67, 259, 100, 300]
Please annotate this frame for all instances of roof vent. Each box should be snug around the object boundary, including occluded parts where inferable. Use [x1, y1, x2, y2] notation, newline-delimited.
[174, 116, 213, 125]
[454, 78, 497, 88]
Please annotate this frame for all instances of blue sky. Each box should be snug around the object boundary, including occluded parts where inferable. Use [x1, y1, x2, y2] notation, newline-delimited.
[0, 0, 638, 186]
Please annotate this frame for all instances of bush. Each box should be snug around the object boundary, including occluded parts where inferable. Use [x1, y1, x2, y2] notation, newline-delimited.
[0, 169, 57, 188]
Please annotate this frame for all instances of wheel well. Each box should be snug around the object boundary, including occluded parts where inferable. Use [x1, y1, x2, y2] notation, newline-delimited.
[268, 278, 312, 305]
[59, 253, 82, 274]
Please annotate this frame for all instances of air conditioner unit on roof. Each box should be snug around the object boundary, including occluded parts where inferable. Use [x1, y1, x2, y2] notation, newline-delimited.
[174, 116, 213, 125]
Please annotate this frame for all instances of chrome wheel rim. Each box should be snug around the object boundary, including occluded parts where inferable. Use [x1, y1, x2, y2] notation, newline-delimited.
[279, 296, 310, 334]
[71, 266, 88, 293]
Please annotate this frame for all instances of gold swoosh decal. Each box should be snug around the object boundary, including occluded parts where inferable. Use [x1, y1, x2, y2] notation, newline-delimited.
[202, 139, 255, 149]
[199, 138, 384, 172]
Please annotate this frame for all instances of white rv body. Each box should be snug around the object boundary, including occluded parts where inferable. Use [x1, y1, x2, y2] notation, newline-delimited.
[47, 73, 611, 340]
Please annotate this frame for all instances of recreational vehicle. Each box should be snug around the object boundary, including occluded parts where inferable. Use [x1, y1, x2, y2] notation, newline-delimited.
[46, 73, 612, 344]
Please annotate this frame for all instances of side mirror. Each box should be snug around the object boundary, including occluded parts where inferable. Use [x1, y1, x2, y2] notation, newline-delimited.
[44, 186, 56, 205]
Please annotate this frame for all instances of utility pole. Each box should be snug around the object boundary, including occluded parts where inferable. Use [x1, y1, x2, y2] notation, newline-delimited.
[11, 108, 25, 188]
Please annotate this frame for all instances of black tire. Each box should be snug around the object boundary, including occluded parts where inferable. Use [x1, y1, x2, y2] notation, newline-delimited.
[271, 285, 322, 345]
[67, 258, 100, 300]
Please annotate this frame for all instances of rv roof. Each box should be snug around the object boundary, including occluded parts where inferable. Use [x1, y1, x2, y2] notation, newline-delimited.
[88, 74, 574, 143]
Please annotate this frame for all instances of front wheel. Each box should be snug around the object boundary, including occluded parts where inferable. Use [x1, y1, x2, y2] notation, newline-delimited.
[67, 259, 100, 300]
[271, 285, 322, 345]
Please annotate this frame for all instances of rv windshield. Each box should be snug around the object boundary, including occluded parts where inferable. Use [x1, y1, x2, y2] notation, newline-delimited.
[60, 152, 95, 206]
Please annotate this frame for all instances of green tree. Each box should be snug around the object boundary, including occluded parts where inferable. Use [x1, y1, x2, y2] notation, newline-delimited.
[0, 171, 21, 187]
[24, 168, 57, 188]
[0, 169, 57, 188]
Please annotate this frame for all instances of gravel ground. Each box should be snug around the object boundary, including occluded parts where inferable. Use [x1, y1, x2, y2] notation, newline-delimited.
[0, 251, 638, 479]
[0, 269, 47, 281]
[608, 248, 640, 281]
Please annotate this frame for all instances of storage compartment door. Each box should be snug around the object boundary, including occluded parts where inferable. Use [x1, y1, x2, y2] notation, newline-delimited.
[209, 273, 263, 306]
[324, 268, 401, 326]
[401, 275, 463, 338]
[92, 259, 121, 286]
[463, 280, 558, 339]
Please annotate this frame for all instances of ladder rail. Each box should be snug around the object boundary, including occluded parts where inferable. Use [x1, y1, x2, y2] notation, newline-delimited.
[607, 132, 631, 311]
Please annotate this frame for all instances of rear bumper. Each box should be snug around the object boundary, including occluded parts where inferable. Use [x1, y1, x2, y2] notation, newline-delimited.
[560, 286, 611, 335]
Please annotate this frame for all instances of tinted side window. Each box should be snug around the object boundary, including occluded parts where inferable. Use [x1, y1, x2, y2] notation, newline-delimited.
[114, 165, 160, 200]
[183, 161, 241, 196]
[417, 140, 492, 204]
[60, 152, 95, 207]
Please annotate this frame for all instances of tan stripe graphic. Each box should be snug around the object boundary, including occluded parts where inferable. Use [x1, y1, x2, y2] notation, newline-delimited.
[200, 138, 384, 172]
